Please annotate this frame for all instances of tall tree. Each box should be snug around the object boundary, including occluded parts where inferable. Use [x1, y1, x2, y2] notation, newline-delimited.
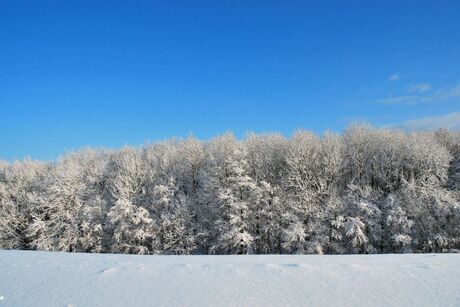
[151, 178, 197, 255]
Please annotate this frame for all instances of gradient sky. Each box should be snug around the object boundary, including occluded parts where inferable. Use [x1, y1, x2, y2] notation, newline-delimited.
[1, 0, 460, 160]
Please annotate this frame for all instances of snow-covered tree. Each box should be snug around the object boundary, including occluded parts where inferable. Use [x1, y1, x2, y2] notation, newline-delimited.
[253, 181, 284, 253]
[332, 215, 368, 253]
[1, 125, 459, 255]
[330, 185, 383, 254]
[435, 128, 460, 191]
[395, 180, 460, 252]
[245, 133, 288, 185]
[105, 147, 147, 205]
[151, 178, 197, 255]
[213, 157, 258, 254]
[174, 137, 208, 252]
[282, 218, 307, 254]
[205, 135, 259, 254]
[108, 198, 154, 254]
[404, 132, 451, 188]
[29, 150, 107, 252]
[383, 195, 414, 253]
[343, 124, 375, 187]
[104, 147, 151, 253]
[282, 130, 343, 254]
[0, 159, 47, 250]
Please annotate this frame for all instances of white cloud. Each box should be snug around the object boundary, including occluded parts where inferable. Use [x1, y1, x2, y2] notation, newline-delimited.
[436, 82, 460, 98]
[388, 73, 401, 82]
[407, 83, 432, 93]
[377, 82, 460, 105]
[377, 95, 425, 105]
[397, 112, 460, 130]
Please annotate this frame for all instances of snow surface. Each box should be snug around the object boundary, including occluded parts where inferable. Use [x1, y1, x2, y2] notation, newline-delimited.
[0, 251, 459, 307]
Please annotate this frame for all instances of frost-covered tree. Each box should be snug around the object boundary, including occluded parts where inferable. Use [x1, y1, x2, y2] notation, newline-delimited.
[205, 135, 259, 254]
[150, 178, 196, 255]
[104, 147, 151, 252]
[0, 163, 25, 249]
[1, 125, 460, 255]
[212, 156, 259, 254]
[404, 132, 451, 187]
[383, 195, 414, 253]
[174, 137, 208, 252]
[245, 133, 288, 185]
[282, 131, 343, 254]
[29, 150, 107, 252]
[343, 124, 375, 187]
[282, 131, 322, 253]
[396, 180, 460, 252]
[332, 216, 368, 253]
[330, 185, 382, 254]
[436, 128, 460, 191]
[324, 195, 346, 254]
[253, 181, 284, 253]
[199, 133, 238, 252]
[282, 218, 307, 254]
[0, 199, 21, 249]
[0, 159, 47, 250]
[105, 147, 147, 205]
[108, 198, 154, 254]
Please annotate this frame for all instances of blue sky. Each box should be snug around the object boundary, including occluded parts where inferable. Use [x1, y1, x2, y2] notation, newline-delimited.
[1, 0, 459, 160]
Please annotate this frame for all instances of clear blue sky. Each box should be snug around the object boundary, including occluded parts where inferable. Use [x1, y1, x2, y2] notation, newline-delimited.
[1, 0, 460, 160]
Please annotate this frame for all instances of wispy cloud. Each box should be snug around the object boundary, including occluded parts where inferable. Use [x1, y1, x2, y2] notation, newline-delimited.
[388, 73, 401, 82]
[377, 95, 425, 105]
[392, 112, 460, 130]
[377, 82, 460, 105]
[407, 83, 432, 93]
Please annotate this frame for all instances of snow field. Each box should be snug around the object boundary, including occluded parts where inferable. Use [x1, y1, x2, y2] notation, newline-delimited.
[1, 250, 459, 307]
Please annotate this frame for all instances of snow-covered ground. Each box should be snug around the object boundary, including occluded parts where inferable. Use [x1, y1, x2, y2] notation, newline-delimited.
[0, 251, 459, 307]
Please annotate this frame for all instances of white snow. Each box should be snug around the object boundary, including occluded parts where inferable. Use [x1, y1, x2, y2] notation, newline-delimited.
[0, 250, 459, 307]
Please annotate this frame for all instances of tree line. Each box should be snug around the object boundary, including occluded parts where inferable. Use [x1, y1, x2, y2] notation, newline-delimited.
[1, 124, 459, 255]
